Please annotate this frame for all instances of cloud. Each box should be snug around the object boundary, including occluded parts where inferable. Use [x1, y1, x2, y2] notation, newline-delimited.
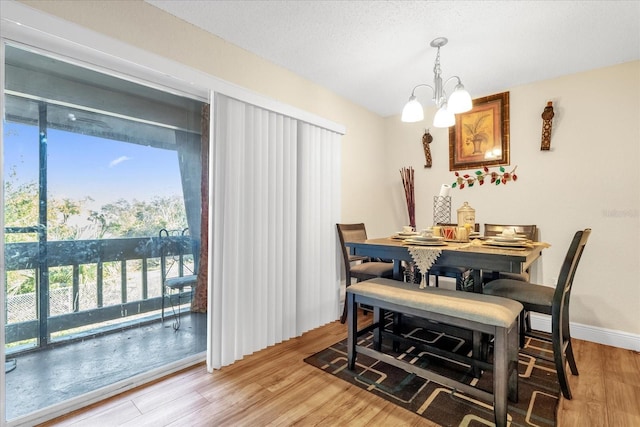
[109, 156, 132, 167]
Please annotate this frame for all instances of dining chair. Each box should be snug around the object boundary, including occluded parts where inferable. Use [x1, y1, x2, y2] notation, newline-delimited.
[427, 223, 479, 290]
[483, 228, 591, 399]
[482, 223, 538, 283]
[337, 223, 394, 323]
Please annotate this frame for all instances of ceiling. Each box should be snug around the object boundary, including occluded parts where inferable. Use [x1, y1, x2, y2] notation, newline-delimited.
[146, 1, 640, 118]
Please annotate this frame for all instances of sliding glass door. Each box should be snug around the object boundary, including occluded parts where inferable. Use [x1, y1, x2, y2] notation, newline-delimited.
[3, 44, 207, 421]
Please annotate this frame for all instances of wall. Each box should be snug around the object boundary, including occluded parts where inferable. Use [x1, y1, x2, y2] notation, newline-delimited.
[19, 1, 640, 344]
[385, 61, 640, 341]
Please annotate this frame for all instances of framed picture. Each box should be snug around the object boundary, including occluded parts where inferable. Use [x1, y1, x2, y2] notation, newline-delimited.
[449, 91, 510, 171]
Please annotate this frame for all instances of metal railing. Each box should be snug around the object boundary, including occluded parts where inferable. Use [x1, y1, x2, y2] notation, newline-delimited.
[4, 234, 196, 352]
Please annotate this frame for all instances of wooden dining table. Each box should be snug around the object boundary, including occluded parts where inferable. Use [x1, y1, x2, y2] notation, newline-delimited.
[346, 237, 546, 293]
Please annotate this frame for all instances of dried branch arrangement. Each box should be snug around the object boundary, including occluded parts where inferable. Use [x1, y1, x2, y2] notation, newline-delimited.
[400, 167, 416, 228]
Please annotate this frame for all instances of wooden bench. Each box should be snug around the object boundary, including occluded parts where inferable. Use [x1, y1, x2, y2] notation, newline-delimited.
[346, 278, 522, 427]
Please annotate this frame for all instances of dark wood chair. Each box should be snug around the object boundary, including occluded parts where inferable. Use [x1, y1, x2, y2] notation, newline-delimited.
[337, 223, 393, 323]
[483, 228, 591, 399]
[427, 223, 479, 290]
[482, 224, 538, 283]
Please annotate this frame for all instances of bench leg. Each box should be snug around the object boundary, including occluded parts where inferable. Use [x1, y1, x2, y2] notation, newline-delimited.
[493, 326, 509, 427]
[373, 307, 383, 351]
[472, 330, 483, 378]
[508, 321, 519, 403]
[493, 322, 519, 427]
[347, 292, 357, 370]
[392, 312, 403, 352]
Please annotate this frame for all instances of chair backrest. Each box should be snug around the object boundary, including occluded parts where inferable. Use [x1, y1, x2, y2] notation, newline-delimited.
[553, 228, 591, 317]
[437, 222, 480, 232]
[159, 228, 193, 283]
[484, 223, 538, 241]
[336, 223, 368, 274]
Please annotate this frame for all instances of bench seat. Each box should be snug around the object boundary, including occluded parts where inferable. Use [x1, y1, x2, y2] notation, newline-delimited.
[346, 278, 523, 427]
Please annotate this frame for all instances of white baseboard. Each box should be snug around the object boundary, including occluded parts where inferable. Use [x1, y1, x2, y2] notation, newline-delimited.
[530, 313, 640, 352]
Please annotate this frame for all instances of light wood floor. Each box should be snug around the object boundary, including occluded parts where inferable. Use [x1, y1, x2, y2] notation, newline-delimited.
[40, 314, 640, 427]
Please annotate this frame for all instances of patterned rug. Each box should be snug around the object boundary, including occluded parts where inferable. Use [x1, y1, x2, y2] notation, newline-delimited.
[304, 319, 560, 426]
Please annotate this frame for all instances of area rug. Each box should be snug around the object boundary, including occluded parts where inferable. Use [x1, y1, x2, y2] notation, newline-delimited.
[304, 319, 560, 426]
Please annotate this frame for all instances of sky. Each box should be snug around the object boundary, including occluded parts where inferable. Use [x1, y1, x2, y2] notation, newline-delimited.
[3, 122, 184, 210]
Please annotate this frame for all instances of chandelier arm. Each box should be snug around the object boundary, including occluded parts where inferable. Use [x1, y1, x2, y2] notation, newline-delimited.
[410, 83, 435, 97]
[442, 75, 463, 90]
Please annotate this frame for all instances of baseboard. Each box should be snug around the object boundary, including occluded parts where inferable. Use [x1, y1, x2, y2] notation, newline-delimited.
[530, 313, 640, 352]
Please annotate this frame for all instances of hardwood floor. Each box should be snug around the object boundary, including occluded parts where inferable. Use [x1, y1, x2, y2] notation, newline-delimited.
[39, 314, 640, 427]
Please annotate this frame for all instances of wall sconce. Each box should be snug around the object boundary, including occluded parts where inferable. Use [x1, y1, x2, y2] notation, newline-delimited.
[401, 37, 472, 128]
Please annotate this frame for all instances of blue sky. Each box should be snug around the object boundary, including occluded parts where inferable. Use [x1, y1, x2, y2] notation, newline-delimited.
[3, 122, 184, 208]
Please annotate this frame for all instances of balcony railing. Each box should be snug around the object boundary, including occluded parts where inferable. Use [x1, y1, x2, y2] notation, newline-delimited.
[4, 234, 195, 353]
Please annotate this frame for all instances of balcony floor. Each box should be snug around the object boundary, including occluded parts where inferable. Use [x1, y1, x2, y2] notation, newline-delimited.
[5, 311, 207, 421]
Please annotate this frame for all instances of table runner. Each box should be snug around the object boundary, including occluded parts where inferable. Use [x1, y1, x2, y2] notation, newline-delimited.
[407, 246, 442, 289]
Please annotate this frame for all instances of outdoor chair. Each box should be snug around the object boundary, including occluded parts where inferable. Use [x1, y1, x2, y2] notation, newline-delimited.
[160, 228, 197, 330]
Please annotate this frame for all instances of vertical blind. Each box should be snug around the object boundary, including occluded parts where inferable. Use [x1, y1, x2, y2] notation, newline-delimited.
[209, 94, 341, 369]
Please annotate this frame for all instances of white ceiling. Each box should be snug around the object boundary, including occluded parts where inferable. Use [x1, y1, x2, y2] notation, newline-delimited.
[146, 0, 640, 117]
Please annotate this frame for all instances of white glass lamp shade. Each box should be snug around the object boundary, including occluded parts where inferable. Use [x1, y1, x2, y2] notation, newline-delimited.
[401, 96, 424, 122]
[447, 84, 472, 114]
[433, 106, 455, 128]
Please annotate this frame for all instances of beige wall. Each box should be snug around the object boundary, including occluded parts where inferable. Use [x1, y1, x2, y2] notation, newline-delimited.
[385, 61, 640, 337]
[21, 1, 640, 340]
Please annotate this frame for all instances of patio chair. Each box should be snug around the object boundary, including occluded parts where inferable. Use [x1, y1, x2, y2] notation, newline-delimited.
[160, 228, 197, 330]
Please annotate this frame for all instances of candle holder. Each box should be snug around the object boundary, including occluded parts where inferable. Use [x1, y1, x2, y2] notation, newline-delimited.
[433, 196, 451, 225]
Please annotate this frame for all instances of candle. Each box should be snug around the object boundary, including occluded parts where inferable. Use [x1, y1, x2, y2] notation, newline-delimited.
[457, 226, 468, 242]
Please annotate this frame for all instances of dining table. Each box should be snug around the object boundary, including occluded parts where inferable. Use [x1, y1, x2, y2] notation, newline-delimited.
[346, 236, 547, 293]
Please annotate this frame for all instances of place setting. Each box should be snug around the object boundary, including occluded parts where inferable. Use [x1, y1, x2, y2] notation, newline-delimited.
[402, 227, 448, 246]
[482, 228, 533, 248]
[391, 225, 420, 240]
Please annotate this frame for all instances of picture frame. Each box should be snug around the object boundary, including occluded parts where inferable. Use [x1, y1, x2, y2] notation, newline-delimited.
[449, 91, 510, 171]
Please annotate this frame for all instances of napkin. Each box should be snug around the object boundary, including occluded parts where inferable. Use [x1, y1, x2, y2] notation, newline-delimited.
[438, 184, 451, 198]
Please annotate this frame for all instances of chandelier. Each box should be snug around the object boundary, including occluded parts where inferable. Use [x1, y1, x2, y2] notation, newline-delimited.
[401, 37, 472, 128]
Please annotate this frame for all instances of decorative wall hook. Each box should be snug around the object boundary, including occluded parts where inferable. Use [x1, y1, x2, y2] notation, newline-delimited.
[541, 101, 554, 150]
[422, 129, 433, 168]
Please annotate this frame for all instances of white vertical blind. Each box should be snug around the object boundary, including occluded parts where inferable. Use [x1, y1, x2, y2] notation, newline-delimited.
[296, 123, 341, 334]
[209, 95, 340, 369]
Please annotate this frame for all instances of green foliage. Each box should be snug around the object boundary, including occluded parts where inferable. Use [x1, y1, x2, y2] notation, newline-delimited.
[4, 176, 187, 241]
[88, 196, 187, 238]
[4, 176, 188, 295]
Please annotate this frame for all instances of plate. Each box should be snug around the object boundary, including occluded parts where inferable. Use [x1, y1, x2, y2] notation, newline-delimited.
[410, 235, 444, 242]
[484, 240, 530, 248]
[405, 239, 447, 246]
[492, 236, 528, 243]
[397, 231, 418, 237]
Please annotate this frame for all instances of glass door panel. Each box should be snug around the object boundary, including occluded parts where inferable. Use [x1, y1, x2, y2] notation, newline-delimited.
[3, 44, 206, 422]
